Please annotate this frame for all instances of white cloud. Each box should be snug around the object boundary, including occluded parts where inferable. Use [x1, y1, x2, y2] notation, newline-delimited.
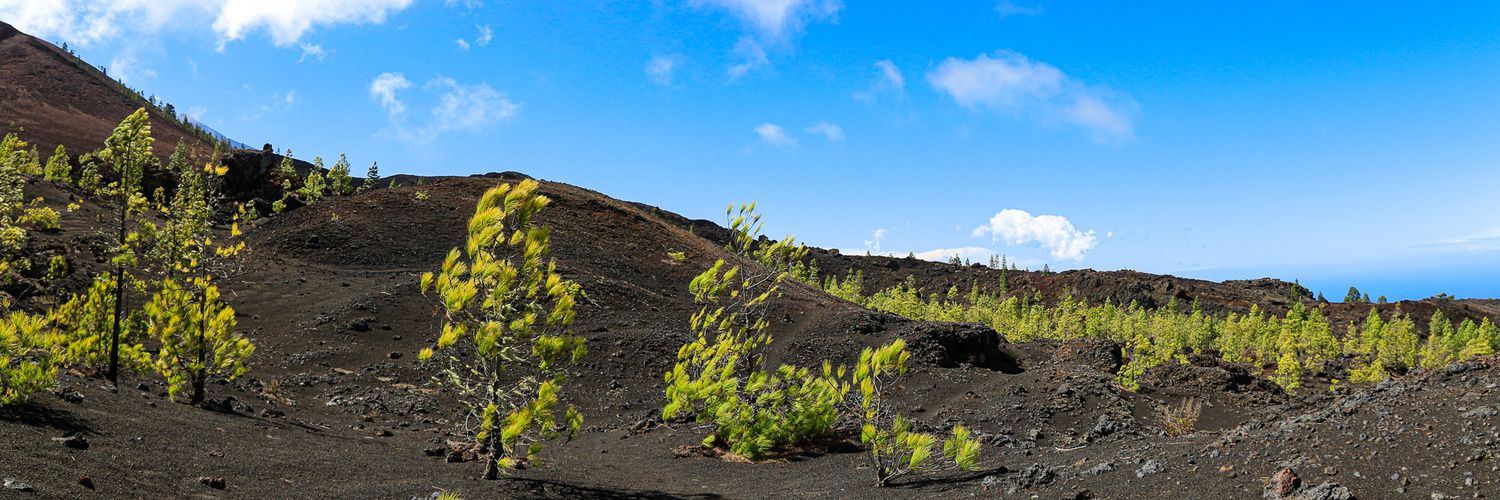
[754, 123, 796, 147]
[108, 53, 155, 83]
[299, 43, 327, 62]
[455, 38, 470, 50]
[864, 228, 887, 254]
[646, 55, 679, 85]
[853, 59, 904, 103]
[185, 106, 208, 120]
[369, 73, 518, 144]
[804, 122, 844, 141]
[475, 25, 493, 46]
[0, 0, 414, 49]
[914, 247, 994, 263]
[995, 1, 1042, 18]
[692, 0, 842, 41]
[927, 50, 1138, 142]
[369, 72, 412, 117]
[728, 36, 770, 79]
[446, 0, 482, 8]
[426, 77, 517, 133]
[971, 209, 1099, 262]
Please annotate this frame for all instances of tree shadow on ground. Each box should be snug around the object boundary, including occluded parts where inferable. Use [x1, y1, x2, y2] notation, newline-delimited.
[886, 466, 1004, 491]
[502, 478, 724, 500]
[0, 399, 93, 434]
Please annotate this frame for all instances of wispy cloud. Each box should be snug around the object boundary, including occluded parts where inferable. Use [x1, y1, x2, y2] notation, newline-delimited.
[971, 209, 1099, 262]
[455, 38, 470, 50]
[804, 122, 844, 141]
[853, 59, 904, 103]
[0, 0, 414, 49]
[369, 73, 518, 144]
[646, 55, 679, 86]
[754, 123, 796, 147]
[369, 72, 412, 117]
[864, 228, 887, 254]
[728, 36, 770, 79]
[475, 24, 492, 46]
[914, 247, 994, 263]
[299, 43, 327, 62]
[108, 53, 155, 83]
[995, 1, 1042, 18]
[692, 0, 842, 41]
[927, 50, 1138, 143]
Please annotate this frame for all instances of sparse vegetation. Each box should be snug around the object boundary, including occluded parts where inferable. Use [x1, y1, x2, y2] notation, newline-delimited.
[1158, 397, 1203, 437]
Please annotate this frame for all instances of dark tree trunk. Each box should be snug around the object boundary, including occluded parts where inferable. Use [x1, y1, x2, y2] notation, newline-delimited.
[107, 199, 126, 385]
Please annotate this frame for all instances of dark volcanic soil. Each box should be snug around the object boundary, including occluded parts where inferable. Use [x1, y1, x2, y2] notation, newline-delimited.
[0, 170, 1498, 500]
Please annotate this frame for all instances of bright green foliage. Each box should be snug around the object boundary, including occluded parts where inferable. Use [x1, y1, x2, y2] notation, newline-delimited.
[44, 145, 71, 183]
[95, 108, 159, 384]
[299, 158, 326, 202]
[327, 153, 354, 195]
[271, 196, 287, 214]
[662, 259, 847, 460]
[78, 156, 100, 193]
[56, 278, 150, 374]
[815, 269, 1496, 392]
[725, 202, 809, 275]
[146, 282, 254, 403]
[419, 179, 586, 479]
[1344, 287, 1364, 303]
[853, 340, 980, 487]
[278, 150, 299, 191]
[0, 311, 63, 406]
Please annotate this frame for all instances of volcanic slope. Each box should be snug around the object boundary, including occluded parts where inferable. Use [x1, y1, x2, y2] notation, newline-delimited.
[0, 21, 214, 162]
[2, 172, 1500, 499]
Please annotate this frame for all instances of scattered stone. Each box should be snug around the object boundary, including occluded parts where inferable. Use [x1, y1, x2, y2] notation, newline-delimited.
[981, 475, 1001, 490]
[1135, 459, 1163, 478]
[1026, 428, 1043, 441]
[1294, 481, 1352, 500]
[424, 447, 447, 457]
[78, 475, 93, 489]
[261, 408, 285, 418]
[2, 478, 33, 491]
[1067, 490, 1096, 500]
[135, 383, 150, 391]
[1265, 467, 1300, 499]
[52, 433, 88, 450]
[1461, 406, 1497, 419]
[1015, 464, 1055, 488]
[53, 385, 84, 403]
[1322, 466, 1338, 477]
[388, 352, 403, 360]
[374, 429, 393, 437]
[198, 477, 225, 490]
[1081, 462, 1115, 476]
[1431, 493, 1457, 500]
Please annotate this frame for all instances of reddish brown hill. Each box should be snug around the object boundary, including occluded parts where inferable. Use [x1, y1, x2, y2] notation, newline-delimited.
[0, 21, 215, 161]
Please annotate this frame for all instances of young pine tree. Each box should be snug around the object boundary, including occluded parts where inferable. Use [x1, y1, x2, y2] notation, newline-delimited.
[419, 179, 586, 479]
[43, 145, 71, 184]
[299, 158, 326, 203]
[144, 155, 253, 404]
[854, 339, 981, 487]
[91, 108, 159, 385]
[327, 153, 353, 195]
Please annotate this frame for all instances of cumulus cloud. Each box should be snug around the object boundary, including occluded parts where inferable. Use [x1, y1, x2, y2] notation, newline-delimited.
[369, 73, 517, 144]
[927, 50, 1138, 143]
[804, 122, 844, 141]
[646, 55, 679, 85]
[995, 1, 1042, 18]
[0, 0, 414, 49]
[971, 209, 1099, 262]
[693, 0, 842, 41]
[853, 59, 905, 103]
[754, 122, 796, 147]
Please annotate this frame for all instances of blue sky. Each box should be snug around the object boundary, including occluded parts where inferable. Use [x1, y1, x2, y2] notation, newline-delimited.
[4, 1, 1499, 300]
